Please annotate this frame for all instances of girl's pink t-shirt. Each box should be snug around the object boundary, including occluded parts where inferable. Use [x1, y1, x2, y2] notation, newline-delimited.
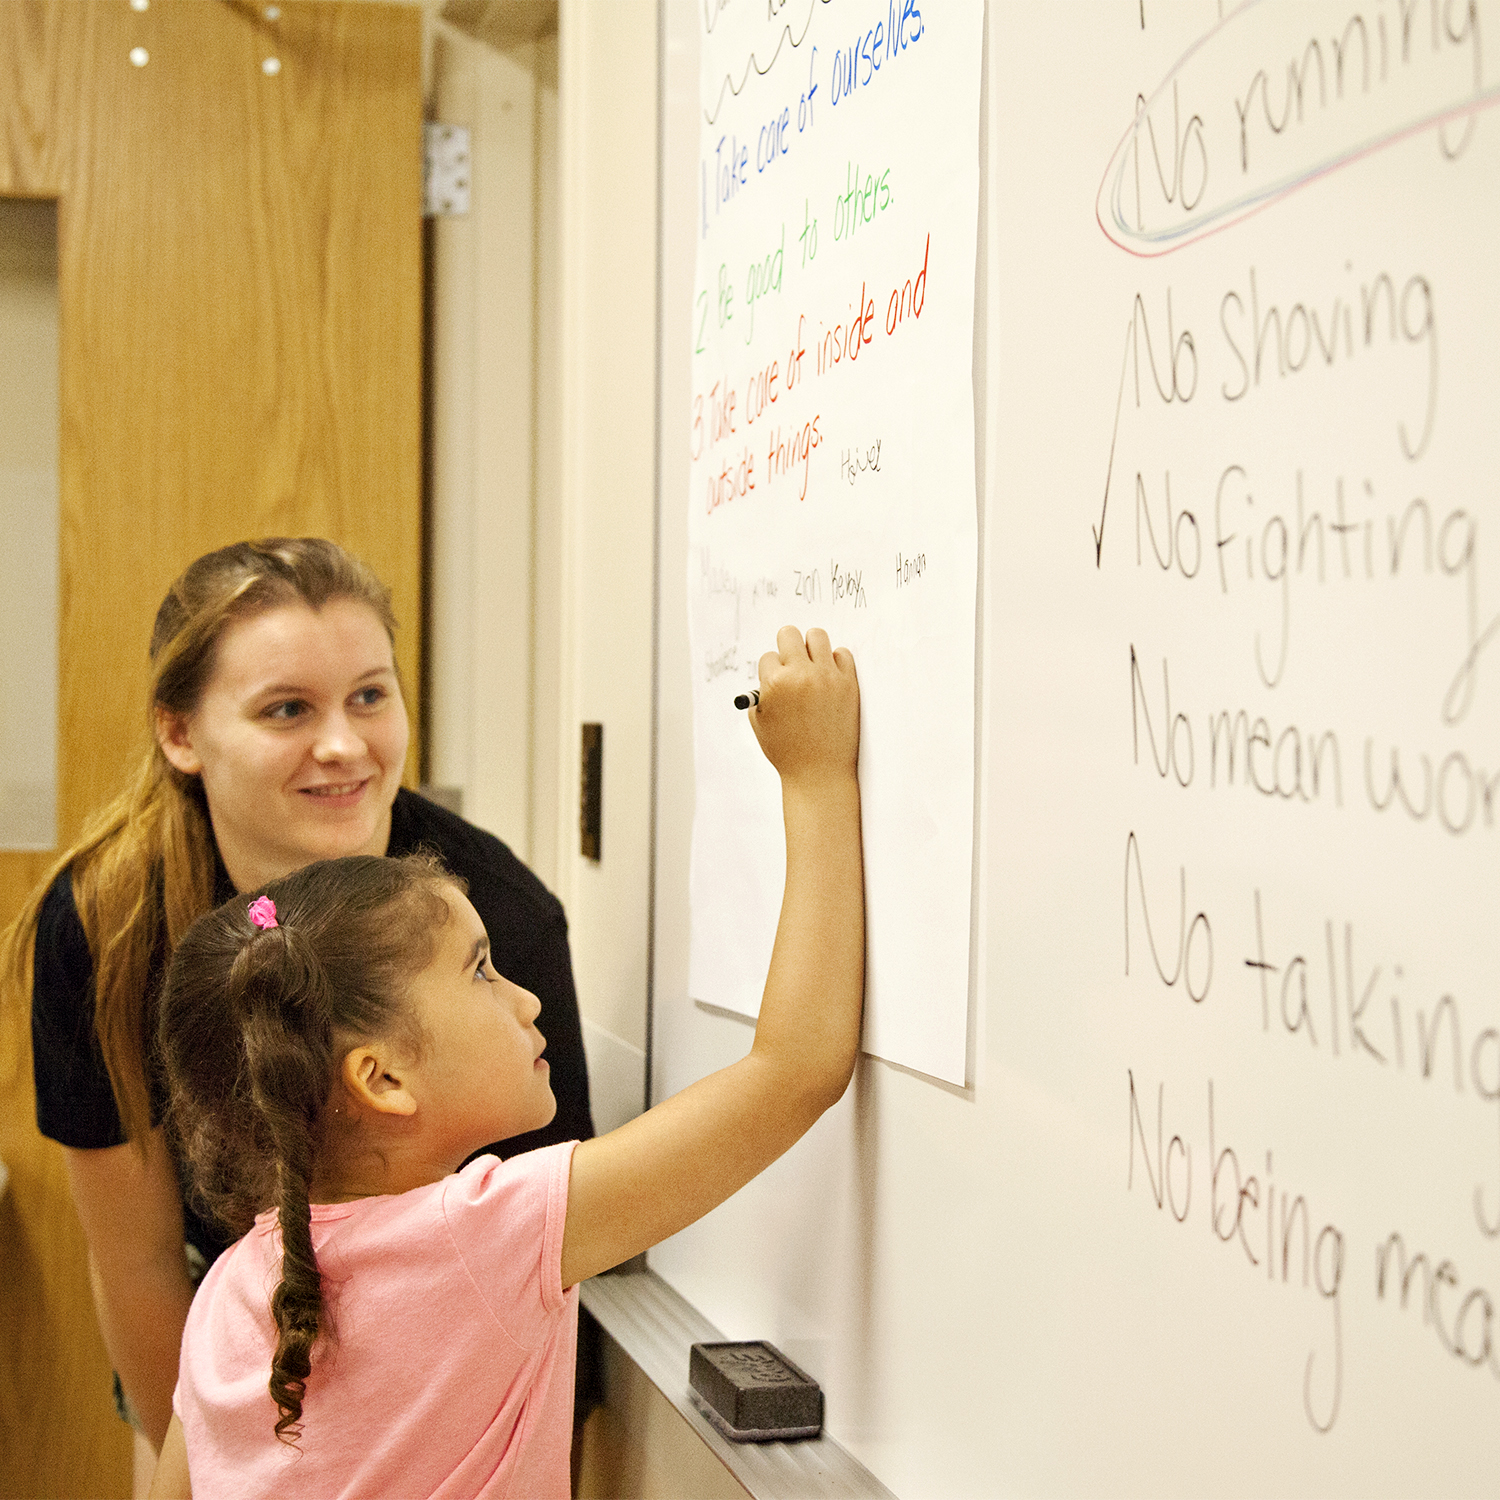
[174, 1142, 579, 1500]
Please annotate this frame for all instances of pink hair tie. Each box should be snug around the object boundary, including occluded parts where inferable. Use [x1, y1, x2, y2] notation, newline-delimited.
[247, 896, 279, 930]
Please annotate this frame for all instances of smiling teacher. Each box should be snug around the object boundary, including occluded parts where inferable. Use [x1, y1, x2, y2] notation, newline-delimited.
[0, 538, 593, 1476]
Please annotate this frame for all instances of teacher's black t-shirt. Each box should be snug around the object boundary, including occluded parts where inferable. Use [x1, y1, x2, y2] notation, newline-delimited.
[31, 788, 595, 1265]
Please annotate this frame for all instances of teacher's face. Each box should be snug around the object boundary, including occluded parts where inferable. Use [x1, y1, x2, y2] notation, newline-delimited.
[156, 599, 410, 891]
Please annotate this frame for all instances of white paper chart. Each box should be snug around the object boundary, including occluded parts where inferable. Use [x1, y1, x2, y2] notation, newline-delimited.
[685, 1, 984, 1084]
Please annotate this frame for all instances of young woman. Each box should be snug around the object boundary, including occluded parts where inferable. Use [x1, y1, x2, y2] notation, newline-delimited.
[0, 538, 593, 1474]
[147, 624, 863, 1498]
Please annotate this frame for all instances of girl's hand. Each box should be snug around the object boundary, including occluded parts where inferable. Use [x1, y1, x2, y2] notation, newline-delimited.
[747, 626, 859, 787]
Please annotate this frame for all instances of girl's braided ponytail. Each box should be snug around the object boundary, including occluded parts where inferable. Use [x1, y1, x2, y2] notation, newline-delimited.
[228, 919, 334, 1440]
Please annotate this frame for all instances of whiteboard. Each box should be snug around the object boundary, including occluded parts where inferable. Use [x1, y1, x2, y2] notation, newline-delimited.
[651, 3, 1500, 1495]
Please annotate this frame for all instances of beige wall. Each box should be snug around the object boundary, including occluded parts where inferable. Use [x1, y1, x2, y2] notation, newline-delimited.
[427, 28, 544, 857]
[425, 3, 656, 1136]
[553, 0, 657, 1113]
[530, 30, 565, 894]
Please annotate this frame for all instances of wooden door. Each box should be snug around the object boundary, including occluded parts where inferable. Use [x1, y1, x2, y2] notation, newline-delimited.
[0, 5, 422, 1493]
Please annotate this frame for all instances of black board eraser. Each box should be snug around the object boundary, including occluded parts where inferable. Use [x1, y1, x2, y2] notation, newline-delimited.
[688, 1341, 824, 1443]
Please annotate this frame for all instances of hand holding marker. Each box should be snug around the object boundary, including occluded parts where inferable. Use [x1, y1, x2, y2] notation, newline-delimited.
[742, 625, 860, 785]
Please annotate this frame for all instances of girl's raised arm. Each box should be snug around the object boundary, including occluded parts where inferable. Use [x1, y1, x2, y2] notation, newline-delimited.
[560, 626, 863, 1289]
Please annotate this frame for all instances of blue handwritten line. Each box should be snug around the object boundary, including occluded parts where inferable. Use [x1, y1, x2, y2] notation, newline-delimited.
[702, 0, 834, 127]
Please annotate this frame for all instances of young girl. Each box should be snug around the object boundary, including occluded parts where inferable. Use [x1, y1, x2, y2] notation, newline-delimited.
[147, 625, 863, 1499]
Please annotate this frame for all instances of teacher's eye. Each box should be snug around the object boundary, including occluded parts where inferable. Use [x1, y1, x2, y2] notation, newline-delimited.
[351, 685, 388, 710]
[263, 700, 307, 722]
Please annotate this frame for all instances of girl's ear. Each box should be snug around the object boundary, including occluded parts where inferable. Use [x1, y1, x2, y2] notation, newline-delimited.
[340, 1046, 419, 1118]
[155, 706, 203, 776]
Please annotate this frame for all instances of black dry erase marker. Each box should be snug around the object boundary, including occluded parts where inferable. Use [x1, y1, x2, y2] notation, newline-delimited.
[734, 689, 760, 710]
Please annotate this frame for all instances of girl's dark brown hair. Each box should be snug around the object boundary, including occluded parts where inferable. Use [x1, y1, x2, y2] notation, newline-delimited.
[158, 852, 460, 1443]
[0, 538, 401, 1143]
